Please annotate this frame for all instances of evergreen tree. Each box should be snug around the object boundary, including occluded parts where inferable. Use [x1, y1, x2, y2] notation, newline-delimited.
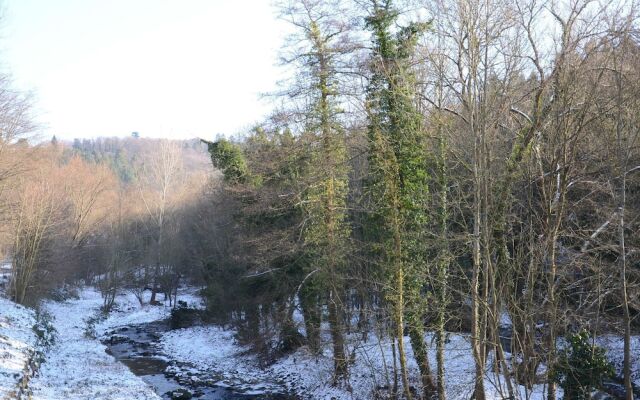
[278, 0, 354, 384]
[553, 330, 614, 400]
[202, 138, 249, 184]
[364, 1, 435, 397]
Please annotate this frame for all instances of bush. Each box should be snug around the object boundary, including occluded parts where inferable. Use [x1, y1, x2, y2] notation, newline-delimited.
[170, 301, 202, 329]
[48, 285, 80, 302]
[553, 330, 614, 400]
[84, 312, 108, 339]
[33, 311, 56, 350]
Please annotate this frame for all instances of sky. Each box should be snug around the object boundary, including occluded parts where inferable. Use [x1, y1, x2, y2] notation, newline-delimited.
[0, 0, 289, 141]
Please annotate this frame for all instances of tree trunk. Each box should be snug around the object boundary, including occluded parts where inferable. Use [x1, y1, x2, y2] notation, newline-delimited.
[328, 288, 348, 385]
[472, 137, 486, 400]
[615, 58, 634, 400]
[620, 204, 633, 400]
[392, 191, 412, 400]
[546, 227, 559, 400]
[408, 317, 437, 399]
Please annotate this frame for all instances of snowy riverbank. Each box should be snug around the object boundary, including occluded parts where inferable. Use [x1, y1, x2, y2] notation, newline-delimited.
[29, 289, 164, 399]
[161, 324, 550, 400]
[26, 286, 202, 399]
[0, 296, 39, 399]
[154, 313, 640, 399]
[2, 284, 638, 399]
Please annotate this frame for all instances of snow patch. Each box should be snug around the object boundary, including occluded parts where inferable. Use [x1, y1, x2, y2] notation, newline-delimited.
[0, 296, 38, 398]
[597, 334, 640, 387]
[160, 325, 284, 393]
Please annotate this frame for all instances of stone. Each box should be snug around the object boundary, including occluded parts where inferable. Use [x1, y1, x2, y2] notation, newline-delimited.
[169, 388, 193, 400]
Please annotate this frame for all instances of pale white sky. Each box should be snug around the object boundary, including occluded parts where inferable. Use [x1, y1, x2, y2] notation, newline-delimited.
[1, 0, 289, 140]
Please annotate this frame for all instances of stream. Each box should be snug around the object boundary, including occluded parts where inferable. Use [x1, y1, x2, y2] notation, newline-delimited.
[103, 320, 637, 400]
[102, 320, 297, 400]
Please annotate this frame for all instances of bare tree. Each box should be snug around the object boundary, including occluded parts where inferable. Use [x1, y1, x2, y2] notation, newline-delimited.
[9, 155, 64, 304]
[136, 139, 184, 303]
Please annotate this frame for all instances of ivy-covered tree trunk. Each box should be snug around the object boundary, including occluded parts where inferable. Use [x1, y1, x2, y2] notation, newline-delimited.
[364, 2, 435, 398]
[408, 310, 437, 396]
[391, 186, 412, 398]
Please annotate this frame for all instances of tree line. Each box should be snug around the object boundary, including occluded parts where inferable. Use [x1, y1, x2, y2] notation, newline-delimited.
[0, 134, 212, 310]
[199, 0, 639, 399]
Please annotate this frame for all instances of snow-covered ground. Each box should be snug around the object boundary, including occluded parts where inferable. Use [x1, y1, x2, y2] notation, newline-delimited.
[0, 296, 38, 399]
[158, 310, 638, 399]
[160, 325, 286, 394]
[29, 289, 161, 399]
[29, 287, 202, 400]
[597, 334, 640, 387]
[161, 322, 549, 400]
[2, 280, 637, 400]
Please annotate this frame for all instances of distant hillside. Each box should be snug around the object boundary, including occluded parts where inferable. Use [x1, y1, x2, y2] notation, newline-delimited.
[61, 137, 211, 183]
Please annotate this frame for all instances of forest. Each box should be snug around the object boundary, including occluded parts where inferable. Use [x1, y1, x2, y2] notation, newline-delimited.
[1, 0, 639, 399]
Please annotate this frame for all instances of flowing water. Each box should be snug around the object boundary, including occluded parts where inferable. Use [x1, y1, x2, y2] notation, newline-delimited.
[103, 320, 296, 400]
[106, 321, 637, 400]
